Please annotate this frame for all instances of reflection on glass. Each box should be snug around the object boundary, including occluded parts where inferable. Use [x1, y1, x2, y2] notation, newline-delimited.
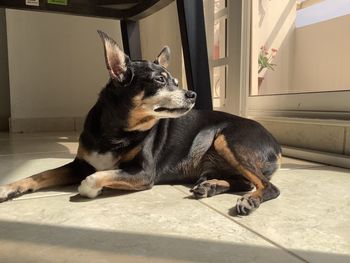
[213, 18, 227, 59]
[251, 0, 350, 96]
[212, 66, 226, 108]
[214, 0, 226, 13]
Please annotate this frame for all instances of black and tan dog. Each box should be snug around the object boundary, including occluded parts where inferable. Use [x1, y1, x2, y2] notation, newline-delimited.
[0, 31, 281, 215]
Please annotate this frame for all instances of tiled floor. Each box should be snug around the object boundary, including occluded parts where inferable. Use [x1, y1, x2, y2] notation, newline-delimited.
[0, 132, 349, 263]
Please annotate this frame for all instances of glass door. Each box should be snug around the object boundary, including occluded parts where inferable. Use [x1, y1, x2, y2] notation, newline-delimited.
[247, 0, 350, 119]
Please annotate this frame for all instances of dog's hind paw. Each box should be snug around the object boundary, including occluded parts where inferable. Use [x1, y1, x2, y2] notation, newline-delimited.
[236, 194, 261, 215]
[190, 179, 232, 199]
[78, 176, 102, 199]
[190, 181, 217, 198]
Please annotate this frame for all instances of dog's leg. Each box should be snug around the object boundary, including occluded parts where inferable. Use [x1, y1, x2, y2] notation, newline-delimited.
[214, 134, 280, 215]
[190, 178, 253, 198]
[0, 158, 94, 202]
[78, 169, 153, 199]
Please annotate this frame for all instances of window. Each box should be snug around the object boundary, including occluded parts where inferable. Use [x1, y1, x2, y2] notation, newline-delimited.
[247, 0, 350, 119]
[204, 0, 228, 110]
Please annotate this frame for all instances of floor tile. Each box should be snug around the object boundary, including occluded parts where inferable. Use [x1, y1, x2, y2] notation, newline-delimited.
[0, 132, 79, 155]
[186, 166, 350, 263]
[0, 186, 301, 263]
[1, 132, 346, 262]
[0, 152, 75, 184]
[0, 151, 77, 199]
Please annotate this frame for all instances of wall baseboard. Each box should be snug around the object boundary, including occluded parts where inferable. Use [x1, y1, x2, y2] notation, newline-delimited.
[0, 116, 9, 131]
[9, 117, 85, 133]
[282, 146, 350, 169]
[253, 116, 350, 156]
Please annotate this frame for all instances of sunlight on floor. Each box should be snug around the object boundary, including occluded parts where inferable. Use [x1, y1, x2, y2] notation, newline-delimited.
[0, 132, 349, 263]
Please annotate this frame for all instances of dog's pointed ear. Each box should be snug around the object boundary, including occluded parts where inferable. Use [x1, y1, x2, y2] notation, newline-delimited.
[98, 30, 129, 81]
[154, 46, 170, 68]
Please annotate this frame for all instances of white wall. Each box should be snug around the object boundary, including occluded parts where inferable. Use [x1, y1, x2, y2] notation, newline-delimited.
[6, 4, 183, 132]
[6, 10, 122, 120]
[139, 2, 182, 83]
[140, 1, 182, 83]
[293, 14, 350, 92]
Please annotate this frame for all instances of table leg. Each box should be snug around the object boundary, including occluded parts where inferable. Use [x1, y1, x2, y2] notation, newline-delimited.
[177, 0, 213, 110]
[121, 19, 142, 60]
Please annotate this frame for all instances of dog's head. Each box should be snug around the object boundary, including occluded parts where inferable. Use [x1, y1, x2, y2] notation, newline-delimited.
[98, 31, 196, 128]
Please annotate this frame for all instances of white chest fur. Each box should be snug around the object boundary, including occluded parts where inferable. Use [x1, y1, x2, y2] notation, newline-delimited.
[84, 151, 118, 171]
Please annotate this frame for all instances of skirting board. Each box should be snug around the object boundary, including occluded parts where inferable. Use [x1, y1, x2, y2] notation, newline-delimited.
[10, 117, 85, 133]
[0, 116, 9, 131]
[282, 146, 350, 169]
[253, 116, 350, 155]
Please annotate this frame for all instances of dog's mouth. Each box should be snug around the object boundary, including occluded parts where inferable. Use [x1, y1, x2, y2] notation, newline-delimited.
[154, 107, 190, 113]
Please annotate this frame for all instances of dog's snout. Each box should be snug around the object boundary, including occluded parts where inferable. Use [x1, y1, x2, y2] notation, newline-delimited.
[185, 91, 197, 100]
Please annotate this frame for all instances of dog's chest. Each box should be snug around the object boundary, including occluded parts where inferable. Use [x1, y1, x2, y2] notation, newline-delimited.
[84, 151, 119, 171]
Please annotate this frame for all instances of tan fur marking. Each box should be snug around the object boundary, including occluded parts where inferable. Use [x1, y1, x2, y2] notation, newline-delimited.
[120, 146, 142, 163]
[8, 164, 75, 193]
[237, 166, 265, 192]
[77, 143, 90, 159]
[207, 179, 231, 189]
[93, 171, 150, 191]
[214, 135, 239, 166]
[161, 72, 168, 78]
[214, 134, 265, 195]
[127, 91, 158, 131]
[105, 181, 149, 191]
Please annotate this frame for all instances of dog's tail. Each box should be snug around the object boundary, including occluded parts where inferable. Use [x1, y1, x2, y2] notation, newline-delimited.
[0, 158, 94, 202]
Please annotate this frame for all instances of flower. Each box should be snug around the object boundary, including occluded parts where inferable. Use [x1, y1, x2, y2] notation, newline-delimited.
[258, 47, 278, 74]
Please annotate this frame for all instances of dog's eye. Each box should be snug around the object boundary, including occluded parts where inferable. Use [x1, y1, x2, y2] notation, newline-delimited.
[154, 76, 166, 84]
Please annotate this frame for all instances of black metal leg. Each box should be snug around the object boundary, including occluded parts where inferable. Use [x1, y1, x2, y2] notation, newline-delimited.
[120, 19, 142, 60]
[177, 0, 213, 110]
[0, 9, 10, 131]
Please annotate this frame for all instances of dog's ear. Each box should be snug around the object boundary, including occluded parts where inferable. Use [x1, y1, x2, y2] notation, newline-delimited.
[154, 46, 170, 68]
[97, 30, 129, 81]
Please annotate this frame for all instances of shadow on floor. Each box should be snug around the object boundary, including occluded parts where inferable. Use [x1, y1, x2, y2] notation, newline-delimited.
[0, 219, 349, 263]
[281, 162, 325, 170]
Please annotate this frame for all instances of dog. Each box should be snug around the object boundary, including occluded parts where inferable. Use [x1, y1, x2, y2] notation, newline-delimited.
[0, 31, 281, 215]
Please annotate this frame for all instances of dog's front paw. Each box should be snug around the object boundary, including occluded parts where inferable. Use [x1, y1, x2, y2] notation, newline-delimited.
[78, 176, 102, 199]
[0, 186, 17, 203]
[236, 194, 261, 215]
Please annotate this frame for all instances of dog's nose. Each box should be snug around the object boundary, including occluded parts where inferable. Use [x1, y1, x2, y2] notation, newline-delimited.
[185, 90, 197, 100]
